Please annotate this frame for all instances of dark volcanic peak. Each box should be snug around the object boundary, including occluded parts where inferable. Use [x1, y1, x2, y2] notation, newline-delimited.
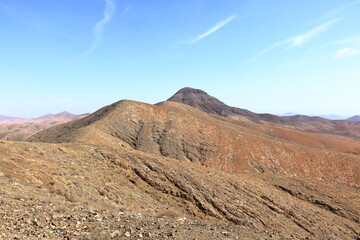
[168, 87, 225, 106]
[173, 87, 208, 95]
[166, 88, 360, 139]
[167, 87, 318, 122]
[167, 87, 257, 118]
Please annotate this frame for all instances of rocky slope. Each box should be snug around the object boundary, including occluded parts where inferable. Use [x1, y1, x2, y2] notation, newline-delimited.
[1, 140, 359, 239]
[28, 100, 360, 188]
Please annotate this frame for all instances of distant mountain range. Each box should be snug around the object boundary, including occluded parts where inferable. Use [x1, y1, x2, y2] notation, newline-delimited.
[280, 112, 298, 117]
[0, 115, 23, 122]
[0, 111, 85, 122]
[36, 111, 78, 120]
[318, 114, 346, 120]
[280, 113, 350, 120]
[0, 111, 88, 141]
[348, 115, 360, 121]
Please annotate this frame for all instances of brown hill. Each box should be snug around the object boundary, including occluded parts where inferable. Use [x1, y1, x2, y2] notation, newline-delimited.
[168, 87, 360, 139]
[28, 100, 360, 188]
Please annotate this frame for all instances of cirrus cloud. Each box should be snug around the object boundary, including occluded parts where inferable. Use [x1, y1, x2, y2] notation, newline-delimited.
[335, 48, 360, 58]
[190, 15, 237, 44]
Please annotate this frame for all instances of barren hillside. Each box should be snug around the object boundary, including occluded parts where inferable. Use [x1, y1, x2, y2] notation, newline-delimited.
[29, 100, 360, 188]
[1, 139, 359, 239]
[1, 91, 359, 239]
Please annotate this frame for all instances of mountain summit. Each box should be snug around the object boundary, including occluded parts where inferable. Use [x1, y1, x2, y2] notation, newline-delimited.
[167, 87, 360, 139]
[167, 87, 258, 118]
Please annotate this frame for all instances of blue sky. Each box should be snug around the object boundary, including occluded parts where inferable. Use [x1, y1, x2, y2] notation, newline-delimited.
[0, 0, 359, 118]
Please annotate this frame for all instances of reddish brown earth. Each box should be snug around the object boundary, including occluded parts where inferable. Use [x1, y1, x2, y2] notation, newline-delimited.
[1, 139, 359, 239]
[0, 89, 359, 239]
[29, 100, 360, 188]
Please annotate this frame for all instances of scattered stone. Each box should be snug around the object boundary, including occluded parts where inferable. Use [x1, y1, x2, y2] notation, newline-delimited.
[222, 231, 230, 236]
[110, 230, 121, 238]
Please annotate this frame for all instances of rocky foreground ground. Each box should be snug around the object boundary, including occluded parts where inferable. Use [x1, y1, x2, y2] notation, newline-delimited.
[0, 140, 359, 239]
[1, 200, 278, 240]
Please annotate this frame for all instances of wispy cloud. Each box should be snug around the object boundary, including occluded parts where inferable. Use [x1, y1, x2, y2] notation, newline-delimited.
[249, 0, 360, 62]
[333, 34, 360, 59]
[313, 0, 360, 23]
[289, 19, 338, 47]
[123, 3, 133, 13]
[335, 48, 360, 58]
[83, 0, 116, 56]
[333, 34, 360, 45]
[250, 18, 338, 62]
[190, 15, 237, 43]
[70, 0, 116, 67]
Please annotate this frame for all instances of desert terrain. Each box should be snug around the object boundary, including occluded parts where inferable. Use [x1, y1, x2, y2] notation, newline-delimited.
[0, 88, 359, 239]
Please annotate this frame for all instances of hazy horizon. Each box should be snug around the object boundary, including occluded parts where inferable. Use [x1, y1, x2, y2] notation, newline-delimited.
[1, 0, 359, 118]
[0, 88, 355, 119]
